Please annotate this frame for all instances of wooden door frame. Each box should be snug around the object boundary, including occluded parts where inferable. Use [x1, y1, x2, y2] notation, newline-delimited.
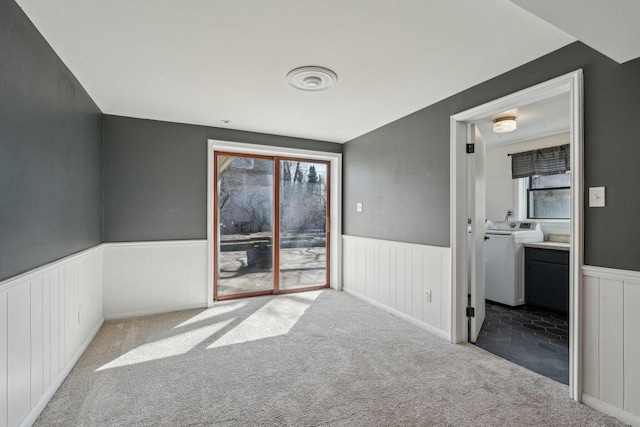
[276, 156, 332, 296]
[449, 70, 584, 400]
[207, 140, 342, 303]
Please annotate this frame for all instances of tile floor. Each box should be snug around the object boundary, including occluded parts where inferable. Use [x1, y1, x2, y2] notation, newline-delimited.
[475, 301, 569, 385]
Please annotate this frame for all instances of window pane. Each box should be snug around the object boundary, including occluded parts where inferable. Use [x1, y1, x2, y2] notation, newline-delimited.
[530, 172, 571, 189]
[217, 155, 274, 297]
[279, 160, 328, 290]
[528, 188, 571, 219]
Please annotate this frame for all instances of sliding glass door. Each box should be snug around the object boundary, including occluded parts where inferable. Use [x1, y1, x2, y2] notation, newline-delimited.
[279, 159, 329, 290]
[215, 154, 275, 298]
[214, 152, 329, 300]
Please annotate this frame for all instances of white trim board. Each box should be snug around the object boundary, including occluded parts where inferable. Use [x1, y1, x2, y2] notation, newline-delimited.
[207, 139, 343, 306]
[0, 244, 104, 293]
[104, 304, 208, 321]
[449, 70, 584, 401]
[104, 239, 207, 247]
[583, 265, 640, 282]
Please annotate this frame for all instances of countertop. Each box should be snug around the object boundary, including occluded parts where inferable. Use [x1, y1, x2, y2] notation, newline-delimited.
[523, 241, 570, 251]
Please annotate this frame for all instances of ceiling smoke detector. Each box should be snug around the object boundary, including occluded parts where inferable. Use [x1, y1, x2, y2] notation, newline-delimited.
[286, 66, 338, 91]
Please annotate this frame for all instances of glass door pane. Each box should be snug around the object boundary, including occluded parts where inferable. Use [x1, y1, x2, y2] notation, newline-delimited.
[279, 160, 329, 290]
[216, 154, 274, 298]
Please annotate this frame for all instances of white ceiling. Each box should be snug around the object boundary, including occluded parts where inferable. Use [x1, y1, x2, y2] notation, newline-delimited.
[17, 0, 578, 143]
[510, 0, 640, 64]
[475, 93, 569, 147]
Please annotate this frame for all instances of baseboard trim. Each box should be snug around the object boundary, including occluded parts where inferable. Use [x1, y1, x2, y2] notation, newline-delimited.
[20, 317, 104, 427]
[343, 287, 450, 341]
[104, 303, 208, 321]
[582, 393, 640, 426]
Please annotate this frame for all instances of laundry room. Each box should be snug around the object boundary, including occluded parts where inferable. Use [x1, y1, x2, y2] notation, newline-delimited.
[468, 92, 573, 385]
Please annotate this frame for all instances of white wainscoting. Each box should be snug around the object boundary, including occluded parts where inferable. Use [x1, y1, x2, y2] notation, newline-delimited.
[582, 265, 640, 426]
[0, 245, 104, 427]
[103, 240, 208, 320]
[342, 235, 451, 340]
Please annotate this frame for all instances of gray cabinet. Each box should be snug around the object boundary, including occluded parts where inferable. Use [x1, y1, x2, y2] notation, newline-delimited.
[525, 247, 569, 313]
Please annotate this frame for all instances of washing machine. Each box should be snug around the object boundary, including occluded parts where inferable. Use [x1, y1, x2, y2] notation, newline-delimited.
[485, 221, 543, 307]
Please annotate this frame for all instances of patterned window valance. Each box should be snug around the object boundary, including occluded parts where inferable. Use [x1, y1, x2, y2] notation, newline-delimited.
[511, 144, 570, 179]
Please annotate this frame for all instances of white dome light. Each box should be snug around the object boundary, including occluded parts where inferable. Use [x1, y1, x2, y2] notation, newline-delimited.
[286, 66, 337, 91]
[493, 116, 517, 133]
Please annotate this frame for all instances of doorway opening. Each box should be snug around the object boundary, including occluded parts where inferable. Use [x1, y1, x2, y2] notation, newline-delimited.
[214, 152, 330, 300]
[450, 70, 583, 400]
[207, 140, 342, 303]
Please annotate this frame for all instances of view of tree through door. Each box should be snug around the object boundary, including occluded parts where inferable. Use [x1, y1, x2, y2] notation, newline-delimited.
[214, 152, 329, 300]
[279, 159, 329, 290]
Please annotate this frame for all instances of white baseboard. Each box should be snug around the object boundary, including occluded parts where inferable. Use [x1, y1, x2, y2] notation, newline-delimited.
[20, 317, 104, 427]
[104, 303, 208, 321]
[344, 288, 450, 341]
[582, 393, 640, 427]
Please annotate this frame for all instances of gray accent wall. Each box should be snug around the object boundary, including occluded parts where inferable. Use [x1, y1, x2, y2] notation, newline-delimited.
[0, 0, 103, 281]
[103, 115, 341, 242]
[344, 42, 640, 272]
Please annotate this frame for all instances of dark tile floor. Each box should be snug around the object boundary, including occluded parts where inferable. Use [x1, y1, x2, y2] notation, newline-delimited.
[475, 301, 569, 385]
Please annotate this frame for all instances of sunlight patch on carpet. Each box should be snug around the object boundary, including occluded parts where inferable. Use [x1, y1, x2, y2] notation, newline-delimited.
[173, 299, 248, 329]
[96, 318, 235, 371]
[207, 291, 320, 349]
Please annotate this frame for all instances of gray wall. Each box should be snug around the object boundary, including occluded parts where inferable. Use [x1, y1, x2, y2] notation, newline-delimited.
[344, 42, 640, 272]
[0, 0, 103, 281]
[103, 115, 341, 242]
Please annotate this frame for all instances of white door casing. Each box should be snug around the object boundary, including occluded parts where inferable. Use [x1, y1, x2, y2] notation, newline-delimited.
[450, 69, 584, 401]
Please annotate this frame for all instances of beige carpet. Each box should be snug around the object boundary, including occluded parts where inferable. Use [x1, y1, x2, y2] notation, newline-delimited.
[36, 290, 624, 426]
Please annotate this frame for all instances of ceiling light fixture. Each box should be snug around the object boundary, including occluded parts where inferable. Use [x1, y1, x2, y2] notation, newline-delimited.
[286, 66, 337, 91]
[493, 116, 517, 133]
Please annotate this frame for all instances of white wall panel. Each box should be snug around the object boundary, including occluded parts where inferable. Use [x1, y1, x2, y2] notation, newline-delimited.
[624, 280, 640, 415]
[395, 248, 407, 316]
[422, 248, 443, 328]
[42, 275, 51, 394]
[49, 271, 60, 380]
[0, 245, 103, 427]
[30, 276, 44, 408]
[7, 284, 30, 427]
[0, 292, 8, 427]
[103, 241, 208, 320]
[582, 265, 640, 423]
[342, 236, 450, 339]
[598, 278, 624, 407]
[582, 275, 599, 398]
[411, 249, 423, 320]
[378, 244, 391, 308]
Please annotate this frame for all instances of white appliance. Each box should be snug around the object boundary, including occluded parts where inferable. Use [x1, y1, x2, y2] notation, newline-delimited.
[485, 221, 543, 306]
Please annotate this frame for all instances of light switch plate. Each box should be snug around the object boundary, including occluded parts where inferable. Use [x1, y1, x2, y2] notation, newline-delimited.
[589, 186, 605, 207]
[356, 202, 363, 212]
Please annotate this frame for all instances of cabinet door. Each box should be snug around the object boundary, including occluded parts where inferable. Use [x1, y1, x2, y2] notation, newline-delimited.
[525, 259, 569, 313]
